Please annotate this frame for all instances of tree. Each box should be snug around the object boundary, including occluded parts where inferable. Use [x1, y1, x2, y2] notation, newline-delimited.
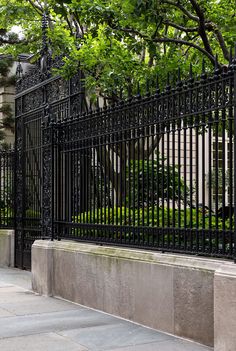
[1, 1, 234, 208]
[0, 0, 236, 97]
[0, 56, 15, 143]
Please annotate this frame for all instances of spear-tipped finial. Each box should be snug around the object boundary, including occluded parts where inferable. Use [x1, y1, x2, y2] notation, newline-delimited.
[214, 54, 221, 76]
[128, 84, 132, 98]
[201, 58, 207, 80]
[96, 96, 100, 110]
[89, 99, 93, 111]
[137, 81, 141, 97]
[214, 54, 218, 69]
[178, 67, 181, 81]
[230, 47, 233, 64]
[232, 42, 236, 66]
[230, 43, 236, 70]
[146, 78, 150, 95]
[188, 63, 194, 85]
[202, 58, 205, 73]
[177, 67, 183, 88]
[155, 75, 160, 94]
[166, 72, 171, 92]
[167, 72, 170, 85]
[189, 63, 193, 78]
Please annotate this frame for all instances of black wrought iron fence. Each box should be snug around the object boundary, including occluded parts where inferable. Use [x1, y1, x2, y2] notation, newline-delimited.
[43, 60, 236, 260]
[0, 147, 14, 228]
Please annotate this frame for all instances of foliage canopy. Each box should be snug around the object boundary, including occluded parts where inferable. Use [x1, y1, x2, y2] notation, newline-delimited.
[0, 0, 236, 97]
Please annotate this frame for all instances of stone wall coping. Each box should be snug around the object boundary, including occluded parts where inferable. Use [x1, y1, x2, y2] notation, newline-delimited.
[33, 239, 234, 272]
[0, 230, 14, 236]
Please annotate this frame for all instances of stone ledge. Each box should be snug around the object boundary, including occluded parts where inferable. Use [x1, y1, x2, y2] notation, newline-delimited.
[33, 239, 226, 271]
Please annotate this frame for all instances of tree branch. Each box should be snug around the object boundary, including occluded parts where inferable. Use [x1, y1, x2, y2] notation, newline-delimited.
[162, 1, 199, 21]
[214, 28, 230, 61]
[111, 26, 215, 64]
[27, 0, 43, 16]
[188, 0, 214, 57]
[163, 21, 198, 33]
[153, 37, 215, 63]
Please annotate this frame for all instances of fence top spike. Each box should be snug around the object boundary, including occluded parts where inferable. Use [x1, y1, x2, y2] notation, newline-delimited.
[202, 58, 206, 73]
[189, 62, 193, 78]
[231, 42, 236, 67]
[167, 72, 170, 85]
[230, 47, 233, 63]
[166, 72, 171, 91]
[214, 54, 219, 69]
[201, 58, 207, 80]
[89, 99, 93, 111]
[128, 84, 132, 98]
[146, 78, 150, 95]
[178, 66, 181, 81]
[177, 67, 183, 88]
[214, 54, 221, 76]
[96, 96, 100, 109]
[156, 75, 159, 89]
[137, 81, 141, 97]
[188, 63, 195, 85]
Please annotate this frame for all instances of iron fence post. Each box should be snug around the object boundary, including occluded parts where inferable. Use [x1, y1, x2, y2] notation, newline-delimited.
[42, 104, 55, 241]
[234, 67, 236, 263]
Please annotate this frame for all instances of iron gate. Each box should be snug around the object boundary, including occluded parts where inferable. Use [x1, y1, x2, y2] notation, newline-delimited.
[14, 53, 85, 269]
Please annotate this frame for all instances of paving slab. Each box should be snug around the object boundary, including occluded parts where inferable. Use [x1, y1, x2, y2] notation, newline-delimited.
[0, 307, 14, 317]
[0, 268, 213, 351]
[58, 322, 171, 351]
[0, 268, 31, 290]
[109, 338, 212, 351]
[0, 286, 81, 316]
[0, 332, 88, 351]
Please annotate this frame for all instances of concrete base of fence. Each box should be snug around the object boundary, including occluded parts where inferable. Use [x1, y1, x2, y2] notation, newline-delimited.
[0, 230, 14, 267]
[32, 240, 236, 348]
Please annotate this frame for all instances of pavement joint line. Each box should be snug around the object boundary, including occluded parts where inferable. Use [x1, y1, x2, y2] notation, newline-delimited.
[54, 331, 90, 350]
[0, 308, 96, 318]
[0, 330, 68, 341]
[0, 308, 81, 318]
[104, 338, 175, 351]
[0, 283, 31, 291]
[0, 305, 16, 315]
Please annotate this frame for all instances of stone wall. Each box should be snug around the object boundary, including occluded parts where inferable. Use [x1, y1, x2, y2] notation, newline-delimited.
[0, 230, 14, 267]
[32, 240, 236, 350]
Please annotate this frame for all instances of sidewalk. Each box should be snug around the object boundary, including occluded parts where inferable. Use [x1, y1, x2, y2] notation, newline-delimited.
[0, 268, 212, 351]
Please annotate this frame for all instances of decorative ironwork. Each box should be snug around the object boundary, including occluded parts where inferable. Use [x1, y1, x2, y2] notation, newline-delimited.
[42, 103, 55, 239]
[14, 21, 85, 268]
[13, 12, 236, 267]
[51, 64, 236, 262]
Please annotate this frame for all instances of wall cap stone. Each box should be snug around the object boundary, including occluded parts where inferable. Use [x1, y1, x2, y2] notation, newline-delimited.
[215, 264, 236, 278]
[33, 239, 233, 272]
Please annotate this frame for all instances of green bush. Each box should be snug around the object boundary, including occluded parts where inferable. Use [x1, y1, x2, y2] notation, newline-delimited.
[73, 206, 233, 230]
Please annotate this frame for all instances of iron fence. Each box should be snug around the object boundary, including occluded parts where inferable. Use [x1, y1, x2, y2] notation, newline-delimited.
[0, 148, 14, 228]
[44, 60, 236, 260]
